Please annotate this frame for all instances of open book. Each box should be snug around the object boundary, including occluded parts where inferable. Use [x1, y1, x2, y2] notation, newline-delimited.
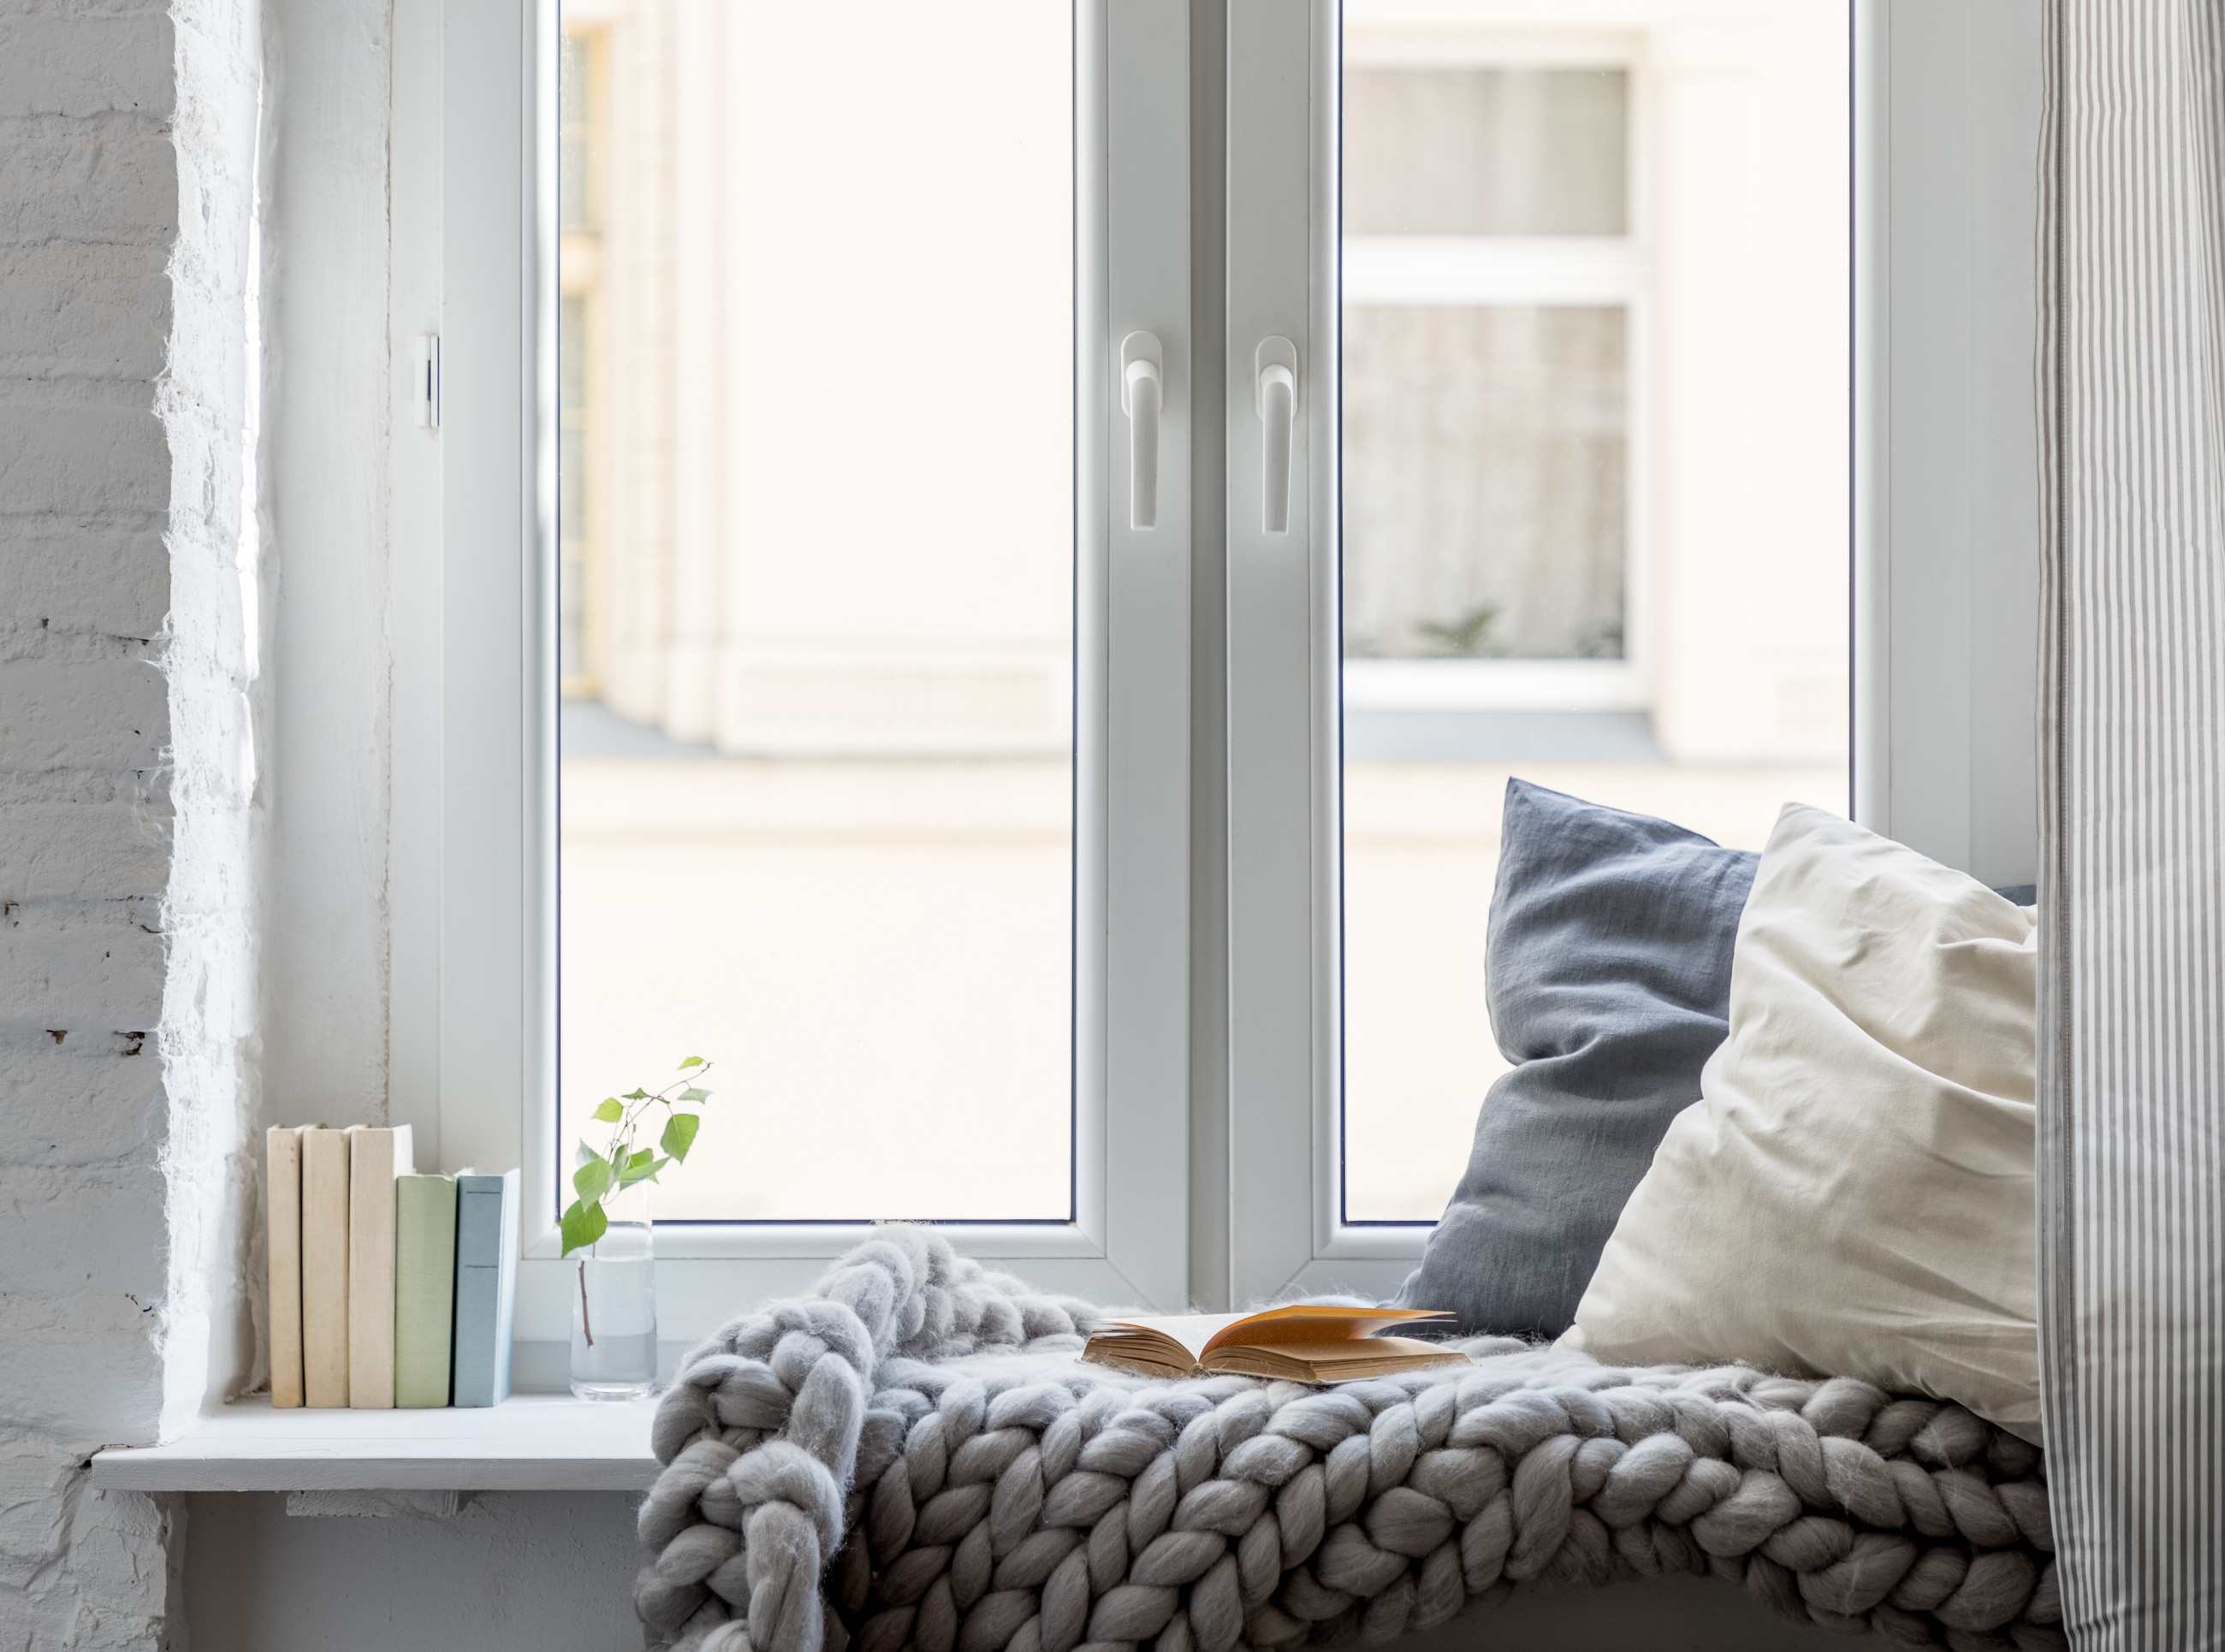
[1082, 1306, 1468, 1383]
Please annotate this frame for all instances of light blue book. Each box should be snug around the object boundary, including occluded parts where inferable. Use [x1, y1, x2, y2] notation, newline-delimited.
[451, 1168, 519, 1407]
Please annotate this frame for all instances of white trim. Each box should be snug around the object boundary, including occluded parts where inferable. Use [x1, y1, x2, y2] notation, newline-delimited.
[1342, 235, 1640, 305]
[525, 1221, 1121, 1265]
[92, 1395, 658, 1494]
[1223, 0, 1354, 1306]
[1343, 659, 1647, 713]
[388, 0, 544, 1205]
[1851, 0, 2041, 886]
[1093, 0, 1197, 1311]
[1341, 23, 1641, 71]
[387, 0, 443, 1164]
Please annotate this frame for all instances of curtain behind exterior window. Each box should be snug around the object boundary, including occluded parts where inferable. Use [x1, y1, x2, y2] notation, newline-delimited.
[2038, 2, 2225, 1641]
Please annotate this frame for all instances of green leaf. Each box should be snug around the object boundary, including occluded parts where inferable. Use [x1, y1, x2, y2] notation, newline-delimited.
[679, 1056, 704, 1069]
[560, 1198, 608, 1257]
[662, 1111, 701, 1162]
[591, 1097, 625, 1123]
[623, 1088, 650, 1100]
[679, 1087, 710, 1104]
[619, 1152, 671, 1188]
[575, 1140, 600, 1168]
[573, 1151, 613, 1204]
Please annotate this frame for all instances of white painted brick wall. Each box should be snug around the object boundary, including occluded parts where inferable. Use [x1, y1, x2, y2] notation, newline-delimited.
[0, 0, 261, 1643]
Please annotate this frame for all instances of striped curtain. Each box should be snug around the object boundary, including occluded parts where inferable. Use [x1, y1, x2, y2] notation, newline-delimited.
[2038, 0, 2225, 1642]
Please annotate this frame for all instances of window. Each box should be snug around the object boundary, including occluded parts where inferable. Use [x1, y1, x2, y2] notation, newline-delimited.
[392, 1, 2033, 1346]
[1334, 15, 1853, 1228]
[552, 3, 1080, 1226]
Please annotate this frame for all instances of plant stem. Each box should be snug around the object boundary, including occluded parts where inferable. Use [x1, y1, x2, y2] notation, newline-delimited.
[578, 1258, 595, 1347]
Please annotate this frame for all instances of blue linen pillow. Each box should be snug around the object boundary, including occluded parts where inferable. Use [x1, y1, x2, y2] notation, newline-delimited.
[1394, 779, 1758, 1338]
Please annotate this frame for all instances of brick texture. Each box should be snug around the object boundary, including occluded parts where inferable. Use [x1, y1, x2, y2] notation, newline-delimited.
[0, 1, 257, 1645]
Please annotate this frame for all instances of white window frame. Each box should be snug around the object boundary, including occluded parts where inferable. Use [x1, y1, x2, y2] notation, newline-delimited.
[1852, 0, 2042, 888]
[389, 0, 1199, 1351]
[387, 0, 2043, 1350]
[1214, 0, 2044, 1308]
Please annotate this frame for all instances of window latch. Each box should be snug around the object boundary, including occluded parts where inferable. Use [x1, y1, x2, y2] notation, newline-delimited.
[1255, 337, 1297, 534]
[412, 334, 442, 429]
[1120, 332, 1162, 530]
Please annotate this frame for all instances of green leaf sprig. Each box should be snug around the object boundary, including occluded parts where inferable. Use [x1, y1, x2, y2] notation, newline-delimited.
[561, 1057, 712, 1256]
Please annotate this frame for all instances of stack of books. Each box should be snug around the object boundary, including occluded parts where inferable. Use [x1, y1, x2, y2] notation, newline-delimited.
[265, 1125, 520, 1409]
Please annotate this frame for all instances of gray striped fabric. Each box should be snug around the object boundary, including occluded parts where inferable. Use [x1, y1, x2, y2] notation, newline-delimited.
[2038, 1, 2225, 1642]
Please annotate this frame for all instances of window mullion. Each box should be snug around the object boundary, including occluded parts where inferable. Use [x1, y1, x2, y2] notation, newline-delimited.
[1090, 0, 1196, 1310]
[1222, 0, 1355, 1306]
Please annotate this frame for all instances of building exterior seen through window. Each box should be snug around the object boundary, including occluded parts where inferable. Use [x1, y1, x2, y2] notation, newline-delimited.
[555, 1, 1075, 1221]
[554, 0, 1849, 1226]
[558, 29, 599, 696]
[1338, 4, 1849, 1221]
[1342, 68, 1631, 664]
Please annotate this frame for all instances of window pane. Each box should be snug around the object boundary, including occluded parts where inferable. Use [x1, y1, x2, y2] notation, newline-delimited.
[558, 33, 593, 231]
[1340, 12, 1851, 1223]
[1345, 68, 1628, 236]
[558, 293, 590, 688]
[1344, 305, 1626, 661]
[556, 3, 1074, 1221]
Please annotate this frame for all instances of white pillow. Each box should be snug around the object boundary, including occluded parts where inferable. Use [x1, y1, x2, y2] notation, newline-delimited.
[1563, 803, 2041, 1442]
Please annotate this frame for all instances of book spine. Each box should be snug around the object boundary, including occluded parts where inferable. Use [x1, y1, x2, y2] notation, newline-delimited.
[492, 1166, 518, 1401]
[451, 1169, 519, 1407]
[265, 1126, 305, 1408]
[393, 1175, 458, 1408]
[300, 1127, 351, 1407]
[345, 1123, 414, 1409]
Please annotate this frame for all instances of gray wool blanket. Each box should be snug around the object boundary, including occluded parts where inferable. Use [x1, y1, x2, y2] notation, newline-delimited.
[634, 1230, 2060, 1652]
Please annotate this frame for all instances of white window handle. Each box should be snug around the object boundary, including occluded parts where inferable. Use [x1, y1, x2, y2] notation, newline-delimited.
[1121, 332, 1162, 530]
[1255, 337, 1298, 534]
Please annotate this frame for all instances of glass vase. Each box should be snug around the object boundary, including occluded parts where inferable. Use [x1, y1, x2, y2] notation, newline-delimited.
[569, 1179, 658, 1400]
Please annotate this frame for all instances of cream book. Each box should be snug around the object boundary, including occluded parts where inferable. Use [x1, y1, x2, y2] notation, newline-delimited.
[346, 1124, 415, 1408]
[300, 1126, 351, 1407]
[1082, 1306, 1466, 1383]
[265, 1126, 306, 1408]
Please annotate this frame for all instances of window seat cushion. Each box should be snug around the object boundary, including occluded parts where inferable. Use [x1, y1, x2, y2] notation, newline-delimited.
[634, 1228, 2060, 1652]
[1397, 779, 1758, 1339]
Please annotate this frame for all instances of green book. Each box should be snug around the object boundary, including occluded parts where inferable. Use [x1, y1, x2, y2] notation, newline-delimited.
[394, 1173, 459, 1407]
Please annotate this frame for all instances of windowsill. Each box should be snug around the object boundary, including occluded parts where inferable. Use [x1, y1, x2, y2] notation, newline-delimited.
[87, 1394, 659, 1493]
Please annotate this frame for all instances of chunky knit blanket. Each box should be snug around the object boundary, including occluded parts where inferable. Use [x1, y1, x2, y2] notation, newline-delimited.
[634, 1230, 2060, 1652]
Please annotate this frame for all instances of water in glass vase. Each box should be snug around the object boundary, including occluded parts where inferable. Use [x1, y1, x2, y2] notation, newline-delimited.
[570, 1184, 658, 1399]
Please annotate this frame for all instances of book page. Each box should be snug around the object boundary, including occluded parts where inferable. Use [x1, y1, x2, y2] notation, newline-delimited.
[1100, 1306, 1454, 1365]
[1200, 1305, 1451, 1359]
[1100, 1312, 1251, 1364]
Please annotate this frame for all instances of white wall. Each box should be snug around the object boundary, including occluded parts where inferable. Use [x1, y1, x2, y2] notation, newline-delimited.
[257, 0, 395, 1129]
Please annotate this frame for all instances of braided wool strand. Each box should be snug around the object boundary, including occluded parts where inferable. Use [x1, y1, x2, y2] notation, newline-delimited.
[637, 1229, 2058, 1652]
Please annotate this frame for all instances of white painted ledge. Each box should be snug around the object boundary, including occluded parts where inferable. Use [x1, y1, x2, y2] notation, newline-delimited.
[88, 1394, 659, 1493]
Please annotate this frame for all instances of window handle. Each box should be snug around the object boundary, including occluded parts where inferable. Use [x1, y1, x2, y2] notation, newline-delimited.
[1255, 337, 1298, 534]
[1120, 332, 1163, 531]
